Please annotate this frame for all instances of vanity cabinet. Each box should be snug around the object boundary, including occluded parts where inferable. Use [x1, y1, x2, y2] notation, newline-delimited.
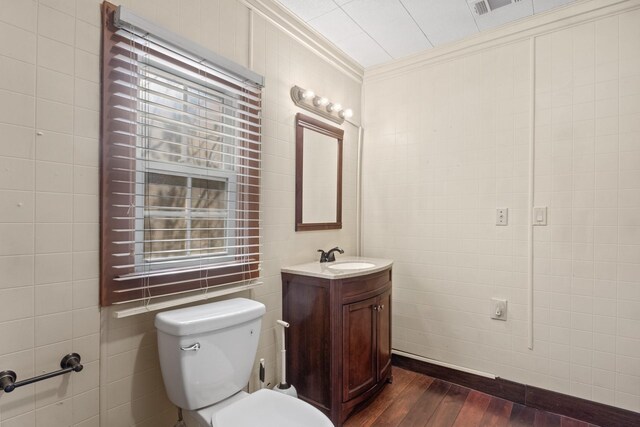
[282, 267, 392, 426]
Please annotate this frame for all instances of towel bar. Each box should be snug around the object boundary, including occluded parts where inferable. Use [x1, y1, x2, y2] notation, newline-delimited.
[0, 353, 82, 393]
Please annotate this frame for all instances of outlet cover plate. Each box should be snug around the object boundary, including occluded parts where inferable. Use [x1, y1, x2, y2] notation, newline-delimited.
[496, 208, 508, 226]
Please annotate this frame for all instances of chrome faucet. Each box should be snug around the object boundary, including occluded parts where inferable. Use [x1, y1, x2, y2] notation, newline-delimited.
[318, 247, 344, 263]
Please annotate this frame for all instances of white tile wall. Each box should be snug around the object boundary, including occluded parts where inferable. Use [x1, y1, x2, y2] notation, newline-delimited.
[362, 5, 640, 414]
[0, 0, 360, 426]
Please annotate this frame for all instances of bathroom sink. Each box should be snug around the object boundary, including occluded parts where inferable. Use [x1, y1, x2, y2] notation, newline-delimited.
[327, 262, 376, 270]
[282, 257, 393, 279]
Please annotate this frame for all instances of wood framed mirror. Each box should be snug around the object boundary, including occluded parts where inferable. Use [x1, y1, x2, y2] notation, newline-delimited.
[295, 113, 343, 231]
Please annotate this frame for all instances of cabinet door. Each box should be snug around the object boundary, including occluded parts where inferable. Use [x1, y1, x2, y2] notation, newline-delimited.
[377, 289, 392, 380]
[342, 296, 377, 402]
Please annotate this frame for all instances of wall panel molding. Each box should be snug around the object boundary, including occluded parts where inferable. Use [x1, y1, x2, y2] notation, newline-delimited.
[242, 0, 364, 82]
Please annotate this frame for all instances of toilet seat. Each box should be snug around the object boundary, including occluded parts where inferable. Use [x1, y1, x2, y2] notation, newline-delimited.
[211, 389, 333, 427]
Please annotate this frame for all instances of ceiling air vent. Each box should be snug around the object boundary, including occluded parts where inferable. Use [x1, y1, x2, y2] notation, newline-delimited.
[470, 0, 520, 16]
[473, 1, 489, 15]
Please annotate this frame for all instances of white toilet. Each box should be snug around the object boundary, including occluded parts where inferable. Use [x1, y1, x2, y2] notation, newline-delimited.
[155, 298, 334, 427]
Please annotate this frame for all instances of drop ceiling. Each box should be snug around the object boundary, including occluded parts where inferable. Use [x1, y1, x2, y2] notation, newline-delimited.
[276, 0, 577, 68]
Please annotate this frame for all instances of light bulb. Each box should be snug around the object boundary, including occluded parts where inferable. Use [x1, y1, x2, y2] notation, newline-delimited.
[300, 88, 315, 100]
[313, 96, 329, 107]
[339, 108, 353, 119]
[327, 103, 342, 113]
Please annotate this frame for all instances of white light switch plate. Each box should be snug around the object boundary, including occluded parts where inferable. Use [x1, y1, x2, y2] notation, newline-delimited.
[496, 208, 508, 226]
[490, 298, 507, 321]
[533, 206, 547, 226]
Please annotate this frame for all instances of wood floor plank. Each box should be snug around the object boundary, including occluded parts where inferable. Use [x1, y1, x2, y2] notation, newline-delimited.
[479, 397, 514, 427]
[371, 374, 435, 427]
[425, 384, 470, 427]
[534, 409, 562, 427]
[451, 390, 493, 427]
[344, 368, 417, 427]
[509, 403, 536, 426]
[342, 367, 599, 427]
[397, 379, 451, 426]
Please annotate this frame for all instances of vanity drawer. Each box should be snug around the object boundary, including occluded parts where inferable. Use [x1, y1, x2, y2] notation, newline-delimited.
[341, 269, 391, 300]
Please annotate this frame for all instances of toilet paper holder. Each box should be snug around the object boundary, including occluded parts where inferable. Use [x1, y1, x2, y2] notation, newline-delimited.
[0, 353, 83, 393]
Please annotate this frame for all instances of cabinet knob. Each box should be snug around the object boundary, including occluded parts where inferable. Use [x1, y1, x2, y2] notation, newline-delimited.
[379, 304, 384, 311]
[372, 305, 378, 311]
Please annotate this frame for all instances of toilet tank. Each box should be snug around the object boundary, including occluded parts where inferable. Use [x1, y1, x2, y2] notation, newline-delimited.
[155, 298, 266, 410]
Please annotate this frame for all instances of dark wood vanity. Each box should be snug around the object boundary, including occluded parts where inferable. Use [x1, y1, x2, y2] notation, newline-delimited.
[282, 265, 392, 426]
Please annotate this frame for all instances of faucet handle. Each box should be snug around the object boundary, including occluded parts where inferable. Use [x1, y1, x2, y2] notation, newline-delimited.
[317, 249, 328, 263]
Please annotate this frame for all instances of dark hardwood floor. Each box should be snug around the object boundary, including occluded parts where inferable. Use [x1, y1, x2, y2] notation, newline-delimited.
[344, 367, 598, 427]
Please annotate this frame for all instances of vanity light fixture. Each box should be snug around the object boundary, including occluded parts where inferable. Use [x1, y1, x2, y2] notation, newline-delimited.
[300, 88, 315, 100]
[313, 96, 329, 107]
[339, 108, 353, 119]
[327, 103, 342, 113]
[290, 85, 351, 125]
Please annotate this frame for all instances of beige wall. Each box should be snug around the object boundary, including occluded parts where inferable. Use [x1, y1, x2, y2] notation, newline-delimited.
[0, 0, 361, 425]
[362, 0, 640, 414]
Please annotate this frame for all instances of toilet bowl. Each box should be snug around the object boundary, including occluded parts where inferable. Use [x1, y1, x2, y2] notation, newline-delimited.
[155, 298, 333, 427]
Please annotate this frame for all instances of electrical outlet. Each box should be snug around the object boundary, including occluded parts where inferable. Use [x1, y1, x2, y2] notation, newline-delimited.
[490, 298, 507, 321]
[496, 208, 508, 226]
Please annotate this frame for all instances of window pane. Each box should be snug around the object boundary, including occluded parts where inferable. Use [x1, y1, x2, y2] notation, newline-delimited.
[145, 173, 187, 210]
[186, 135, 225, 169]
[139, 72, 232, 169]
[191, 178, 227, 211]
[144, 173, 188, 260]
[144, 217, 188, 259]
[191, 219, 226, 254]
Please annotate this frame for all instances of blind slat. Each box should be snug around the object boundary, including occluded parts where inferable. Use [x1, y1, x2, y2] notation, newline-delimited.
[110, 63, 262, 116]
[112, 68, 261, 119]
[113, 257, 261, 279]
[111, 281, 263, 318]
[111, 114, 261, 147]
[112, 40, 262, 102]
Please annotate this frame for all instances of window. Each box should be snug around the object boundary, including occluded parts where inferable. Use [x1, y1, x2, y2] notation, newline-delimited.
[100, 2, 263, 310]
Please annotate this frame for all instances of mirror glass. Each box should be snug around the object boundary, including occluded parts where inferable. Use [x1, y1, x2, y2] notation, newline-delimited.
[302, 128, 337, 223]
[295, 113, 343, 231]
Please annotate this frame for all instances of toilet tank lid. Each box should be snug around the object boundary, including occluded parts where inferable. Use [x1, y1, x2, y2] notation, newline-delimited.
[155, 298, 266, 336]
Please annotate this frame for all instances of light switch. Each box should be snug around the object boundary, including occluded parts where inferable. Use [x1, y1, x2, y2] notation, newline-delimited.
[490, 298, 507, 321]
[533, 206, 547, 226]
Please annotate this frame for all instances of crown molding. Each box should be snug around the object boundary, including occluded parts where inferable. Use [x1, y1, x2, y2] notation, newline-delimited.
[241, 0, 364, 83]
[364, 0, 640, 83]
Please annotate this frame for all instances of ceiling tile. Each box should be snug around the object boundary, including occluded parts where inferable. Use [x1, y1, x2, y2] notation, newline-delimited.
[472, 0, 534, 31]
[307, 8, 362, 44]
[401, 0, 479, 46]
[335, 32, 392, 68]
[533, 0, 576, 14]
[276, 0, 338, 22]
[342, 0, 432, 59]
[275, 0, 583, 68]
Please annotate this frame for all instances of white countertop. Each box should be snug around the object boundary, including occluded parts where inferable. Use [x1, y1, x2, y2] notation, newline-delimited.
[281, 256, 393, 280]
